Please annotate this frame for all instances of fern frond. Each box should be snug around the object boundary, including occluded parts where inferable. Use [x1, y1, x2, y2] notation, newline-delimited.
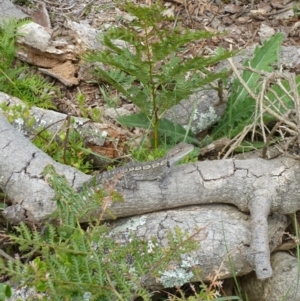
[86, 2, 234, 147]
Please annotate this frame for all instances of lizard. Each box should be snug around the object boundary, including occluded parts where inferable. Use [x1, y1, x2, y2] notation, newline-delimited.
[80, 142, 194, 191]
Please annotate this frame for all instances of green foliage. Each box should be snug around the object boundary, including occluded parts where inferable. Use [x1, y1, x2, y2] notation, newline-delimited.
[0, 284, 12, 301]
[212, 33, 289, 140]
[0, 104, 92, 173]
[85, 2, 234, 147]
[171, 284, 241, 301]
[132, 139, 198, 165]
[118, 113, 200, 145]
[0, 201, 8, 210]
[0, 19, 56, 109]
[32, 120, 92, 173]
[33, 125, 92, 173]
[0, 103, 36, 128]
[293, 3, 300, 16]
[0, 165, 206, 300]
[12, 0, 32, 6]
[76, 92, 103, 121]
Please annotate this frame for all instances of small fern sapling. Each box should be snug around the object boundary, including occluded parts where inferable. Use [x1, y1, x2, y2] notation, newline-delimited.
[85, 2, 234, 148]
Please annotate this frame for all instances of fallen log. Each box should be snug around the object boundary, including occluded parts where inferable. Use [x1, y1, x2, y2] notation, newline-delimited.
[1, 113, 299, 279]
[109, 205, 288, 288]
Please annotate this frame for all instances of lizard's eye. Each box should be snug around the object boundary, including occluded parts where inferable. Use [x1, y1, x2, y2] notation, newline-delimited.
[167, 161, 170, 168]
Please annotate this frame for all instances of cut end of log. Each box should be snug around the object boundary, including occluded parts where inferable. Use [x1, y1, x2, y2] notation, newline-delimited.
[256, 265, 273, 280]
[252, 251, 273, 280]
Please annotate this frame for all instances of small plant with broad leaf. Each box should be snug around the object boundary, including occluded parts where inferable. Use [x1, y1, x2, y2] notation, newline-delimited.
[85, 2, 234, 148]
[212, 33, 285, 140]
[76, 92, 103, 121]
[209, 33, 300, 156]
[0, 284, 12, 301]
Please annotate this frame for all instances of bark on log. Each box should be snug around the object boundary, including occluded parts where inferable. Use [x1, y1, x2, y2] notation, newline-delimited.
[97, 156, 299, 280]
[109, 205, 288, 288]
[1, 112, 299, 279]
[0, 114, 89, 222]
[0, 91, 113, 148]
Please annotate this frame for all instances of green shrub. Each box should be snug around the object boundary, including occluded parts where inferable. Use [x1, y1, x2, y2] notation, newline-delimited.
[85, 2, 234, 148]
[210, 33, 300, 155]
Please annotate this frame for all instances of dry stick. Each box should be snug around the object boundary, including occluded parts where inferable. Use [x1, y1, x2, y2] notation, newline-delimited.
[31, 117, 68, 141]
[0, 248, 16, 261]
[221, 103, 270, 158]
[281, 74, 300, 249]
[172, 9, 182, 28]
[43, 118, 67, 151]
[183, 0, 194, 27]
[263, 93, 297, 137]
[223, 61, 298, 158]
[206, 4, 223, 27]
[256, 73, 289, 143]
[261, 119, 284, 159]
[222, 124, 253, 159]
[267, 87, 290, 112]
[32, 0, 77, 10]
[252, 77, 261, 141]
[250, 70, 298, 156]
[75, 0, 96, 18]
[63, 114, 71, 165]
[258, 72, 292, 140]
[265, 4, 293, 17]
[250, 69, 287, 143]
[221, 110, 267, 158]
[243, 67, 293, 114]
[228, 59, 298, 131]
[265, 74, 294, 115]
[276, 77, 294, 104]
[242, 67, 294, 112]
[264, 73, 300, 149]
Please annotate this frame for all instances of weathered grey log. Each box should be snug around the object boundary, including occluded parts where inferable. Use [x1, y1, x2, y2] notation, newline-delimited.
[1, 112, 299, 279]
[1, 206, 289, 298]
[0, 92, 108, 147]
[109, 205, 288, 289]
[0, 114, 89, 222]
[94, 156, 298, 280]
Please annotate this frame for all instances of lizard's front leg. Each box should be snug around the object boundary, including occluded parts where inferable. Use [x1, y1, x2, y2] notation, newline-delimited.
[157, 161, 171, 189]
